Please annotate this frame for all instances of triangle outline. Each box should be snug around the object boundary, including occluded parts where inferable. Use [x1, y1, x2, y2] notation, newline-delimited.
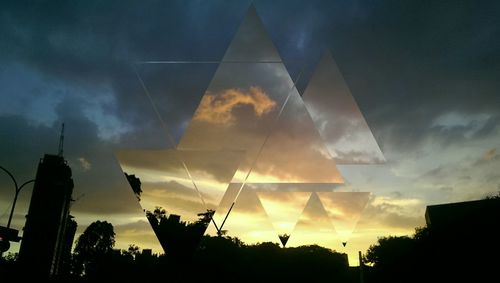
[303, 51, 386, 164]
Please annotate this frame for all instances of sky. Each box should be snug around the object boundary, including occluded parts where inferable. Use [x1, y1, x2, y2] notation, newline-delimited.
[1, 0, 500, 266]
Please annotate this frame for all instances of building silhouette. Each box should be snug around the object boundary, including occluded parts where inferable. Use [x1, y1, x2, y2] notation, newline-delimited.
[424, 198, 500, 280]
[18, 153, 75, 277]
[425, 198, 500, 239]
[425, 198, 500, 251]
[58, 217, 77, 275]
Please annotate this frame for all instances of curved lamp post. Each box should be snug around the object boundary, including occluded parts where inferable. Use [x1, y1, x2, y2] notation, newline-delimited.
[0, 166, 35, 228]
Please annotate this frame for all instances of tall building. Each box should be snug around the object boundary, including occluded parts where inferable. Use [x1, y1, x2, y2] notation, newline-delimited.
[18, 154, 75, 277]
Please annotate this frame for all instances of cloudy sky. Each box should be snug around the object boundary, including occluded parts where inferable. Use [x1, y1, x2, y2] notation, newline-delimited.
[1, 0, 500, 265]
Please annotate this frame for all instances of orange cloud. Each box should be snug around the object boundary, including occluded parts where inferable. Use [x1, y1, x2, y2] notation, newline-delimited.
[194, 86, 276, 125]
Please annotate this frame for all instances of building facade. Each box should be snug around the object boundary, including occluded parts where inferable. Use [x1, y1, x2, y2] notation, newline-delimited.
[18, 154, 75, 277]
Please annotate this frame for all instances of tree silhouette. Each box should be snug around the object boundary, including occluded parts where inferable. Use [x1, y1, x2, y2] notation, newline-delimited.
[123, 244, 140, 259]
[485, 191, 500, 200]
[73, 220, 115, 277]
[146, 206, 167, 222]
[365, 235, 415, 266]
[125, 172, 142, 201]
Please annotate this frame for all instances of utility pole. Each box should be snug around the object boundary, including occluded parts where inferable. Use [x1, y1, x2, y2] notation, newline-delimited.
[0, 166, 35, 229]
[0, 166, 35, 256]
[359, 251, 365, 283]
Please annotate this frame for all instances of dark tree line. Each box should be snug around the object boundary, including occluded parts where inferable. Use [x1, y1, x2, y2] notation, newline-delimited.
[4, 195, 499, 282]
[0, 211, 357, 282]
[72, 216, 357, 282]
[68, 215, 355, 282]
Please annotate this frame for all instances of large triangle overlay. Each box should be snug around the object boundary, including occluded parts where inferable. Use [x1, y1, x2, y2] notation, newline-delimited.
[116, 148, 211, 261]
[115, 4, 380, 256]
[177, 6, 299, 187]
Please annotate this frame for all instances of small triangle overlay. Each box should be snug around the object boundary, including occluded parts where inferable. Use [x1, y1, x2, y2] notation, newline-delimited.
[316, 192, 371, 243]
[303, 51, 385, 164]
[257, 192, 312, 244]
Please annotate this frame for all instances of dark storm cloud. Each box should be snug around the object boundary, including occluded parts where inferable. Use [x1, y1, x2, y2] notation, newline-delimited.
[0, 1, 257, 224]
[2, 0, 499, 155]
[0, 0, 253, 137]
[347, 1, 500, 151]
[258, 0, 500, 152]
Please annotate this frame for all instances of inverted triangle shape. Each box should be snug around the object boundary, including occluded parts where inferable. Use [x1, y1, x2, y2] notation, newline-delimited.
[316, 192, 370, 243]
[115, 148, 214, 259]
[256, 191, 312, 241]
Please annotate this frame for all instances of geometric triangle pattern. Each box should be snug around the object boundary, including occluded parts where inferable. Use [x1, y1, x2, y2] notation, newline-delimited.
[115, 4, 382, 258]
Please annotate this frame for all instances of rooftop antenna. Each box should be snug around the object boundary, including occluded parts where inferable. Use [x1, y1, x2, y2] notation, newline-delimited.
[58, 123, 65, 157]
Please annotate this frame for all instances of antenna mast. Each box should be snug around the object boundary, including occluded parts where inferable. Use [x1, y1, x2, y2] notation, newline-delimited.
[58, 123, 65, 157]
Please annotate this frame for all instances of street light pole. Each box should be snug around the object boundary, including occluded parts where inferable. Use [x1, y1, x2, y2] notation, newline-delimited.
[7, 180, 35, 228]
[0, 165, 35, 228]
